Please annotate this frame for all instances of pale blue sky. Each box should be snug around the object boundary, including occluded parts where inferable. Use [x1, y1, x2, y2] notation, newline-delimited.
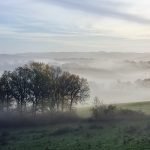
[0, 0, 150, 53]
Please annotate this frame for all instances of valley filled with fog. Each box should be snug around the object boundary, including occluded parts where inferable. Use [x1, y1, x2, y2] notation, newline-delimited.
[1, 52, 150, 104]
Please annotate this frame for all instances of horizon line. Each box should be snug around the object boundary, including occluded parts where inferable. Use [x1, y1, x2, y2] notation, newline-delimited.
[1, 50, 150, 55]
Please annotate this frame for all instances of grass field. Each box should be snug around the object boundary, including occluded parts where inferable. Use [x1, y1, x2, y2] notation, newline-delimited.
[1, 101, 150, 150]
[118, 101, 150, 114]
[1, 119, 150, 150]
[76, 101, 150, 118]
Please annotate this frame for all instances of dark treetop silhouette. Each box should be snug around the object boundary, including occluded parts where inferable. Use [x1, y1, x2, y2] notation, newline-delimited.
[0, 62, 90, 115]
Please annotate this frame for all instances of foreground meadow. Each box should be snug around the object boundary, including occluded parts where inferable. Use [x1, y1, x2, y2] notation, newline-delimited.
[1, 119, 150, 150]
[0, 102, 150, 150]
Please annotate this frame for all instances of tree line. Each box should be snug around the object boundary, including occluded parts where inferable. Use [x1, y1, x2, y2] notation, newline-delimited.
[0, 62, 90, 115]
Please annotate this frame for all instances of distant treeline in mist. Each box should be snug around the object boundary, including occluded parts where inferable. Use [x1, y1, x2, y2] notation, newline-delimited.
[0, 62, 89, 115]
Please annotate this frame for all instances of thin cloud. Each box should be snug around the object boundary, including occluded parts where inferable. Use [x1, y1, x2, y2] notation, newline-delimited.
[39, 0, 150, 25]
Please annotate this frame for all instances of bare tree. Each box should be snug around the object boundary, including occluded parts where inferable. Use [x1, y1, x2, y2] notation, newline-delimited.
[67, 75, 90, 111]
[0, 62, 90, 114]
[10, 67, 32, 113]
[0, 71, 12, 112]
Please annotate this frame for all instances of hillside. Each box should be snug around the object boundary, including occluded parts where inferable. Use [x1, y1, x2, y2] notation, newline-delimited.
[118, 101, 150, 114]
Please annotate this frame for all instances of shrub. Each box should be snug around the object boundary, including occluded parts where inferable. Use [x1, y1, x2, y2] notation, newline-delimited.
[90, 97, 146, 121]
[91, 97, 117, 120]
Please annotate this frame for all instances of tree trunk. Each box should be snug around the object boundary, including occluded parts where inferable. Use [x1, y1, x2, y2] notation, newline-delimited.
[61, 96, 65, 112]
[69, 99, 73, 112]
[6, 96, 9, 112]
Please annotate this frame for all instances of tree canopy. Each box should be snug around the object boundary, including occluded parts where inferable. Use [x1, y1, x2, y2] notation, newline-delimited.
[0, 62, 90, 114]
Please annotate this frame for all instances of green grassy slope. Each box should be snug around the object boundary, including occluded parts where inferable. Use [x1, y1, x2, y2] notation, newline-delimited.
[118, 101, 150, 114]
[76, 101, 150, 118]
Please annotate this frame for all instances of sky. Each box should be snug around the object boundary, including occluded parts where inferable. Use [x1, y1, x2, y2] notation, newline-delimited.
[0, 0, 150, 54]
